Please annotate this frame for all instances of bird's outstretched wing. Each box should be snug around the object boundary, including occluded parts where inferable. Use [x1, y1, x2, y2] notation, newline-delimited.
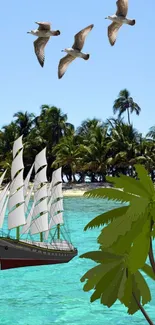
[116, 0, 128, 17]
[108, 22, 122, 46]
[72, 24, 94, 51]
[35, 22, 51, 30]
[58, 54, 76, 79]
[34, 37, 50, 67]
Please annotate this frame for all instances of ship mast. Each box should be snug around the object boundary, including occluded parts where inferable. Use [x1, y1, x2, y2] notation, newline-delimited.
[57, 223, 60, 240]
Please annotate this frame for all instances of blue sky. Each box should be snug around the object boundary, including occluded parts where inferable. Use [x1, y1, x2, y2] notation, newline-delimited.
[0, 1, 154, 135]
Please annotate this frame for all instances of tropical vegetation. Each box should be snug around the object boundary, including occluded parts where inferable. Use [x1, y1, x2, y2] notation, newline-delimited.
[81, 165, 155, 325]
[0, 89, 155, 183]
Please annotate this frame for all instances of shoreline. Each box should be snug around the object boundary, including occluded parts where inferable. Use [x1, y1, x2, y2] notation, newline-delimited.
[63, 190, 86, 197]
[0, 182, 113, 198]
[62, 182, 112, 197]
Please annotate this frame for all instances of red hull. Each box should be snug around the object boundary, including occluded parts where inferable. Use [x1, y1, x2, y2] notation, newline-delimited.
[0, 259, 68, 270]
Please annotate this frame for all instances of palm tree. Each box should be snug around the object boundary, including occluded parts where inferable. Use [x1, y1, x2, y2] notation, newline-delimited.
[113, 89, 141, 124]
[104, 117, 124, 134]
[35, 105, 74, 180]
[81, 125, 110, 181]
[13, 111, 35, 137]
[52, 130, 85, 182]
[0, 122, 19, 180]
[106, 121, 139, 171]
[38, 105, 74, 145]
[131, 135, 155, 170]
[0, 122, 19, 154]
[76, 118, 104, 137]
[146, 126, 155, 140]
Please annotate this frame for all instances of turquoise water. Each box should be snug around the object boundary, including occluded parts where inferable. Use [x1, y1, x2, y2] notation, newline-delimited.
[0, 197, 154, 325]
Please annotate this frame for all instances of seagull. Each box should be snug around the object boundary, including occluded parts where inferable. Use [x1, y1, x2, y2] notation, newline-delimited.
[58, 24, 94, 79]
[105, 0, 135, 46]
[27, 22, 60, 67]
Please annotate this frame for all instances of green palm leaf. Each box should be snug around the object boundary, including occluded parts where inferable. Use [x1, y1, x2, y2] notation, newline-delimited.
[80, 250, 123, 263]
[149, 206, 155, 223]
[90, 263, 123, 303]
[127, 277, 140, 315]
[80, 264, 106, 292]
[134, 271, 151, 305]
[121, 271, 151, 315]
[128, 219, 151, 274]
[81, 260, 121, 292]
[103, 213, 146, 255]
[98, 199, 148, 249]
[100, 267, 124, 307]
[106, 174, 150, 198]
[151, 226, 155, 239]
[84, 206, 129, 230]
[84, 188, 136, 203]
[135, 164, 154, 197]
[118, 271, 132, 304]
[140, 264, 155, 281]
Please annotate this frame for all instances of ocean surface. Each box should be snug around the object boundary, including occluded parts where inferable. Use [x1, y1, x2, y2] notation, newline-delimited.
[0, 197, 154, 325]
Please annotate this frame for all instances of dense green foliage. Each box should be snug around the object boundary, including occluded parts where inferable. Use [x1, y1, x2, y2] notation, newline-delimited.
[80, 165, 155, 324]
[1, 89, 155, 183]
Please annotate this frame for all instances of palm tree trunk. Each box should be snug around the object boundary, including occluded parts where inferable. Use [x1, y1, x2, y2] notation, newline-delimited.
[132, 292, 154, 325]
[72, 173, 76, 182]
[127, 108, 130, 124]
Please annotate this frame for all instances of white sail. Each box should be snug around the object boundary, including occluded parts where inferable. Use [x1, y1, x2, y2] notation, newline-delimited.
[8, 203, 26, 229]
[52, 167, 62, 186]
[45, 167, 64, 240]
[50, 199, 63, 216]
[10, 170, 24, 195]
[24, 185, 34, 214]
[0, 170, 7, 187]
[21, 201, 35, 234]
[8, 135, 26, 230]
[0, 196, 9, 229]
[35, 183, 48, 202]
[13, 135, 23, 158]
[53, 183, 63, 199]
[49, 212, 63, 228]
[48, 183, 63, 207]
[8, 186, 24, 212]
[24, 163, 34, 196]
[30, 211, 49, 235]
[11, 148, 24, 180]
[0, 183, 10, 203]
[29, 147, 49, 235]
[35, 148, 47, 174]
[32, 198, 48, 218]
[48, 167, 62, 197]
[34, 166, 47, 190]
[0, 184, 10, 228]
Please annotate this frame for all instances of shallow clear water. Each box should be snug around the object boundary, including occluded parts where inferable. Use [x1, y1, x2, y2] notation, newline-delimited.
[0, 197, 154, 325]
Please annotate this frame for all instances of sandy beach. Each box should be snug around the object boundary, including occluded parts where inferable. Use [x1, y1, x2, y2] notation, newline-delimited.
[0, 182, 113, 197]
[62, 182, 112, 197]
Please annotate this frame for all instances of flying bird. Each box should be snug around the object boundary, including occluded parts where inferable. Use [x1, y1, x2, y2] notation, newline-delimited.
[27, 22, 60, 67]
[105, 0, 135, 46]
[58, 24, 94, 79]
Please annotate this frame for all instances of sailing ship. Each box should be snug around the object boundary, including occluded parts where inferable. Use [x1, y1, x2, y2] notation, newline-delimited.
[0, 135, 77, 270]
